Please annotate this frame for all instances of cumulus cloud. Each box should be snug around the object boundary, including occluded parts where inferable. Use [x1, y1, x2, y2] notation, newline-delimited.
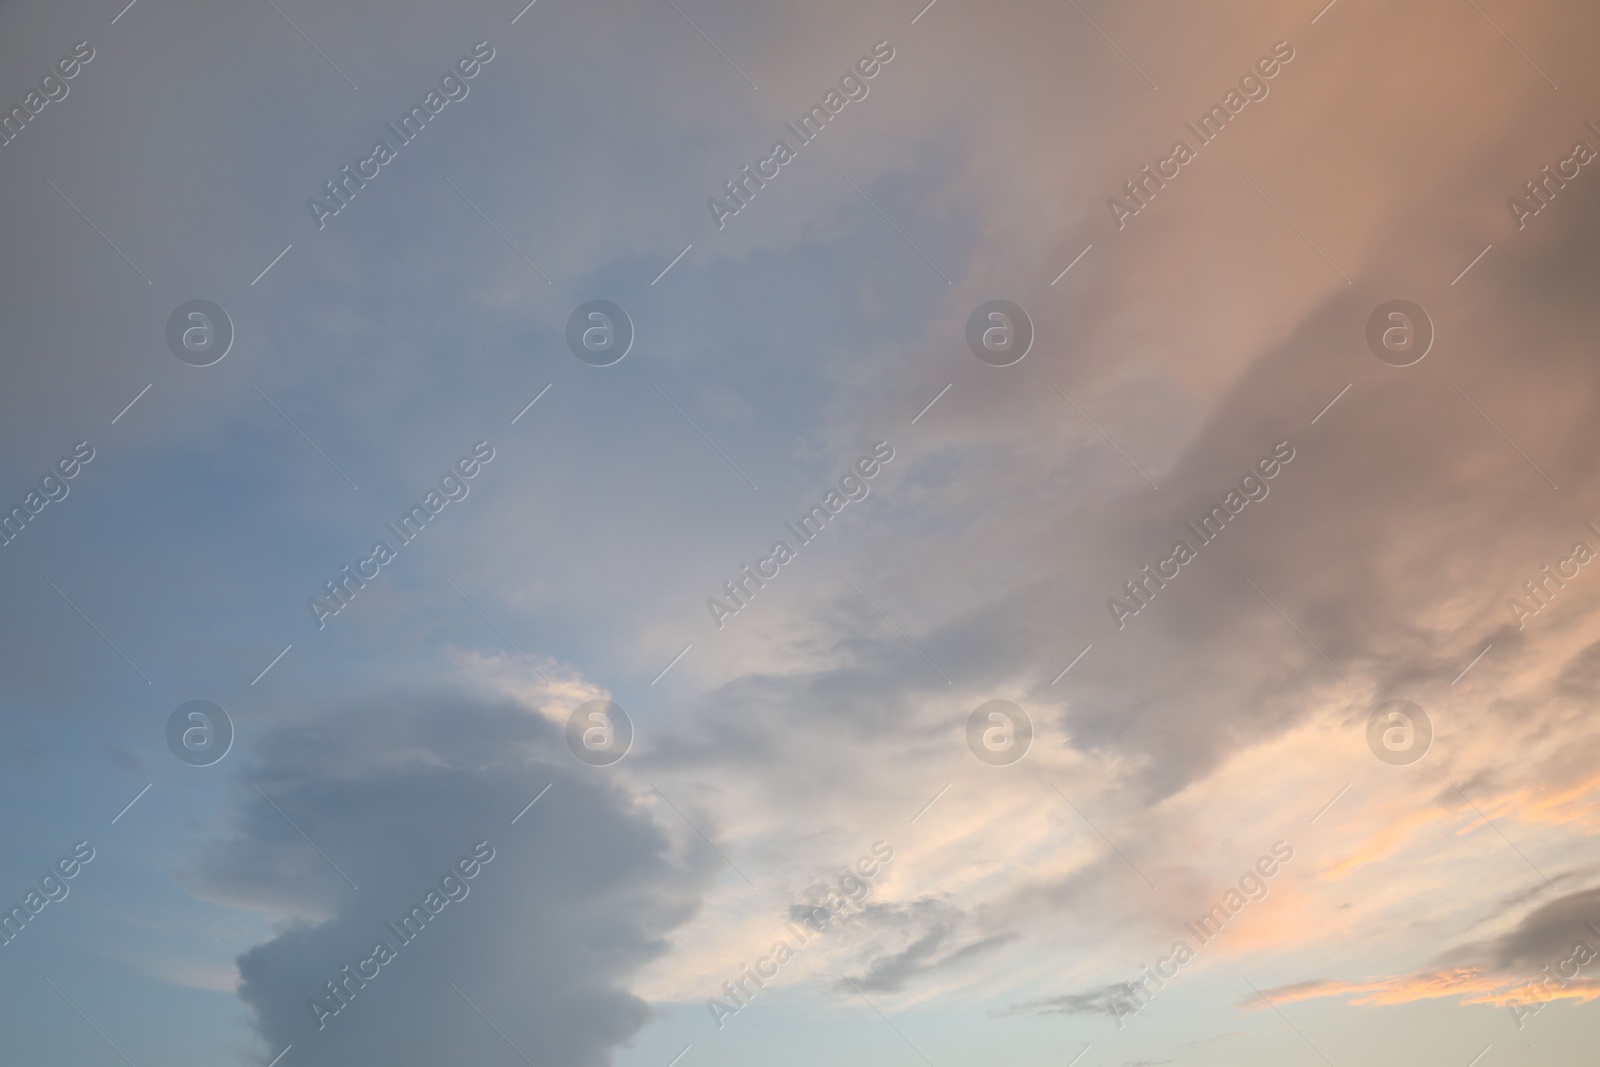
[188, 687, 719, 1066]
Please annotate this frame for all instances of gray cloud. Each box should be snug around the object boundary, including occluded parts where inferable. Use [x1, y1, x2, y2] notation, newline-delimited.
[1005, 982, 1129, 1019]
[1488, 886, 1600, 971]
[189, 689, 719, 1067]
[833, 897, 1017, 995]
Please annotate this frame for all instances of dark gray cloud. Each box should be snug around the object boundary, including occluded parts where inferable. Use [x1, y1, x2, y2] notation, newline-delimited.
[1488, 886, 1600, 971]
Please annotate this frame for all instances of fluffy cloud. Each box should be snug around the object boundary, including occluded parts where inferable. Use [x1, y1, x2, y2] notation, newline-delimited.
[189, 688, 720, 1066]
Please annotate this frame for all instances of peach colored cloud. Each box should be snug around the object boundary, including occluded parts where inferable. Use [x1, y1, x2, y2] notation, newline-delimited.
[1255, 967, 1600, 1010]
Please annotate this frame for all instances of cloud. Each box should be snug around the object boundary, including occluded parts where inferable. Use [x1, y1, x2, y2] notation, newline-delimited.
[1005, 983, 1129, 1019]
[1254, 885, 1600, 1011]
[5, 1, 1600, 1064]
[1489, 887, 1600, 969]
[837, 897, 1018, 994]
[188, 687, 720, 1066]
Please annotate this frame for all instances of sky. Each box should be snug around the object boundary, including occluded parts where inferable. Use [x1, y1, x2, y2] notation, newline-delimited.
[2, 0, 1600, 1065]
